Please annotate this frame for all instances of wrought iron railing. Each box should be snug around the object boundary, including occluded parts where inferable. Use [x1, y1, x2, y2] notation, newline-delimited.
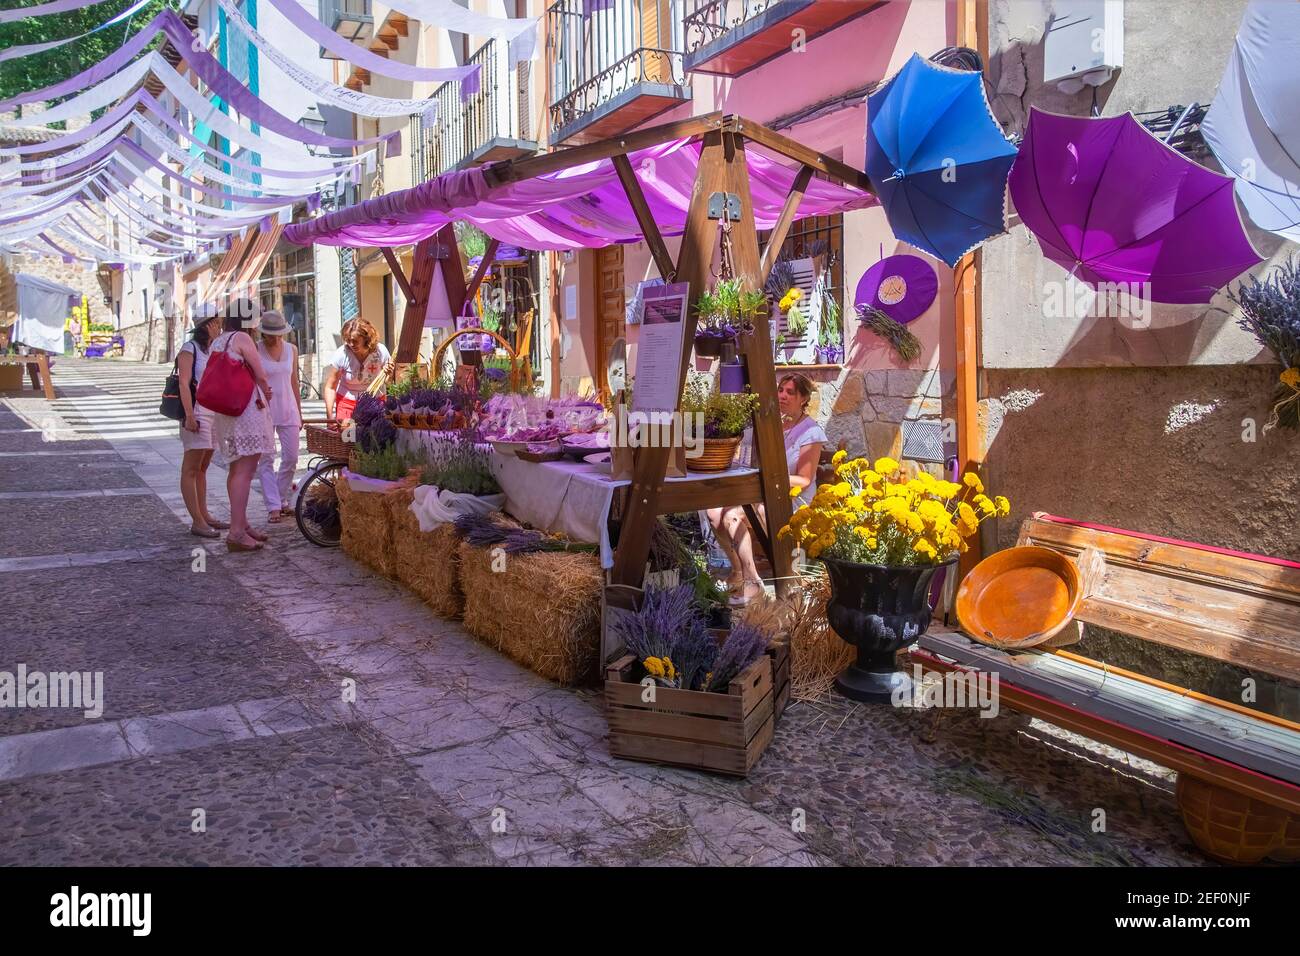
[547, 0, 686, 135]
[682, 0, 785, 54]
[413, 36, 533, 181]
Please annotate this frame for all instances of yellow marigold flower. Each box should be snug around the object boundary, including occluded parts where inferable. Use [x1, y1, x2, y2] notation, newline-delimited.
[873, 456, 899, 476]
[904, 511, 925, 534]
[917, 500, 947, 524]
[644, 657, 665, 678]
[777, 525, 793, 542]
[957, 501, 979, 535]
[1282, 367, 1300, 389]
[807, 541, 823, 559]
[962, 472, 984, 493]
[913, 539, 937, 559]
[832, 449, 847, 465]
[832, 481, 852, 497]
[663, 657, 676, 680]
[994, 495, 1011, 516]
[974, 494, 996, 517]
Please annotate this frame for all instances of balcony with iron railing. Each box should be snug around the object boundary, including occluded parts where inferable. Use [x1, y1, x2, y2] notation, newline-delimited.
[413, 37, 538, 181]
[547, 0, 690, 146]
[319, 0, 374, 60]
[682, 0, 882, 76]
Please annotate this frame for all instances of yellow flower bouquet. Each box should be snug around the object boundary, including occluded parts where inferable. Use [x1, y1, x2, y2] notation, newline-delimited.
[777, 452, 1009, 567]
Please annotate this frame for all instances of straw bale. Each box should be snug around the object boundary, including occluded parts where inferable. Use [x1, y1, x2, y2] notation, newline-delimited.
[457, 538, 603, 686]
[387, 488, 464, 618]
[336, 474, 404, 579]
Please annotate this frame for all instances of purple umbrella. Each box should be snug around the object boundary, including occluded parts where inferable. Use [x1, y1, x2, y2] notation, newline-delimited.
[1009, 108, 1262, 304]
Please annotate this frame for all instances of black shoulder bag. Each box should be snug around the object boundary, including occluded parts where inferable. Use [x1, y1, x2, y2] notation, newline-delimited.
[159, 345, 196, 422]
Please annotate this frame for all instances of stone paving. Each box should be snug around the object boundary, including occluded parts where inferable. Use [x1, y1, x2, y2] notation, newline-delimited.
[0, 358, 1208, 866]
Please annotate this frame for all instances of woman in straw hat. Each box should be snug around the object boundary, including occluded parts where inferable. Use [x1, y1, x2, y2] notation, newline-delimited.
[255, 310, 303, 524]
[177, 304, 227, 538]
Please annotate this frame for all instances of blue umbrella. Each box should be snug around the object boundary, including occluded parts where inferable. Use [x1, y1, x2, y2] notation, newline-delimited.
[866, 53, 1017, 267]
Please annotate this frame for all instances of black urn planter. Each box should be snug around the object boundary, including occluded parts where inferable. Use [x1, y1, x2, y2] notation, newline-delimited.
[821, 555, 955, 703]
[694, 334, 724, 357]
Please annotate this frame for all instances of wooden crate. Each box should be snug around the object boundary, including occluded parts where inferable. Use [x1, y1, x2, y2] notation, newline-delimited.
[604, 654, 774, 777]
[767, 636, 791, 724]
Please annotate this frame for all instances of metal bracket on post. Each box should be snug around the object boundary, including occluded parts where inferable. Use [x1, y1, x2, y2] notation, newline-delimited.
[707, 191, 742, 222]
[429, 241, 451, 260]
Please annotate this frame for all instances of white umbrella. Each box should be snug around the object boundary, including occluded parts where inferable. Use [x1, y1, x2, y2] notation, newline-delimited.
[1202, 0, 1300, 243]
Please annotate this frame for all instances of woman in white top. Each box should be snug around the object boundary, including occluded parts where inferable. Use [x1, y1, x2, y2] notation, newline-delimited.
[706, 372, 828, 607]
[177, 306, 226, 539]
[209, 299, 276, 552]
[323, 316, 392, 422]
[254, 311, 303, 524]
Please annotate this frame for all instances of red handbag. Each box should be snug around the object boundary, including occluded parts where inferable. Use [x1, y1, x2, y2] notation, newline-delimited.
[196, 335, 255, 416]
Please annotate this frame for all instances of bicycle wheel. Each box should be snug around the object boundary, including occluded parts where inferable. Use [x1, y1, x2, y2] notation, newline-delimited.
[295, 460, 345, 547]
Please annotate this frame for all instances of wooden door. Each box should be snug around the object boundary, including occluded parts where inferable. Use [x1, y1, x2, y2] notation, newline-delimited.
[593, 245, 625, 397]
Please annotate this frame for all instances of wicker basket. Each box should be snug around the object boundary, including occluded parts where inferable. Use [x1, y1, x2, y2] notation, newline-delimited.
[687, 435, 742, 473]
[1176, 774, 1299, 863]
[305, 421, 352, 461]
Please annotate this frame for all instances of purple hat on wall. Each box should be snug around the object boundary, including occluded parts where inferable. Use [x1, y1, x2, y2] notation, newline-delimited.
[854, 254, 939, 325]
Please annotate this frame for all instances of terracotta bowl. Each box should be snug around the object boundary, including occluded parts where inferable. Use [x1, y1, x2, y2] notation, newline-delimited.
[955, 545, 1082, 649]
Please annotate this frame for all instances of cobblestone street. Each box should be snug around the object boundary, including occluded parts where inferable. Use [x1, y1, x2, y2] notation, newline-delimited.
[0, 359, 1207, 866]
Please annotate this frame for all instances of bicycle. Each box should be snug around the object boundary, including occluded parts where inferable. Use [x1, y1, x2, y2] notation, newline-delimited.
[296, 419, 350, 547]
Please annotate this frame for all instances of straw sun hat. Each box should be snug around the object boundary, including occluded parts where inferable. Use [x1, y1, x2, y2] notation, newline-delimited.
[258, 310, 291, 336]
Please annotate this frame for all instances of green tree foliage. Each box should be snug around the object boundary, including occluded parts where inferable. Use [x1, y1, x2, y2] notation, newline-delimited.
[0, 0, 174, 107]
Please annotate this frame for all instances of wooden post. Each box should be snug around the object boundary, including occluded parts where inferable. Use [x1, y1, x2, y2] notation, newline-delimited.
[611, 153, 675, 281]
[728, 135, 793, 598]
[759, 164, 813, 285]
[955, 0, 986, 580]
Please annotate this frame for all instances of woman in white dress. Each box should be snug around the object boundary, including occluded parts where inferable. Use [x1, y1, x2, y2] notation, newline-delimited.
[706, 372, 828, 606]
[178, 306, 226, 538]
[209, 299, 276, 552]
[254, 311, 303, 524]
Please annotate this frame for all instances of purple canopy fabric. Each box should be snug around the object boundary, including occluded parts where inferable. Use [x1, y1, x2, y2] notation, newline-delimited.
[286, 139, 875, 250]
[1009, 108, 1262, 304]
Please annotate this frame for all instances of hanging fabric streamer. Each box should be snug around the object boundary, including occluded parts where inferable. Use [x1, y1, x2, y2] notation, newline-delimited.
[215, 0, 439, 119]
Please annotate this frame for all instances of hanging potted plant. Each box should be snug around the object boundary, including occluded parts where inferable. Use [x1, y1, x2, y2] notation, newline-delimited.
[1230, 256, 1300, 432]
[778, 454, 1009, 702]
[680, 373, 758, 472]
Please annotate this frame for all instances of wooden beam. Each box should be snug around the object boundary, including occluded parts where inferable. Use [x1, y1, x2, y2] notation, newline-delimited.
[380, 246, 413, 302]
[731, 116, 874, 193]
[759, 164, 813, 284]
[611, 153, 675, 281]
[464, 237, 499, 306]
[392, 229, 449, 364]
[484, 112, 727, 187]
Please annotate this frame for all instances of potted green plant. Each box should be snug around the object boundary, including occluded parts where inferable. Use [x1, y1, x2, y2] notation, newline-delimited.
[680, 373, 758, 472]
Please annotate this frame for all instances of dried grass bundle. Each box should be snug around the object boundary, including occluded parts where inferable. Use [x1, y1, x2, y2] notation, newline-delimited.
[786, 569, 855, 700]
[337, 474, 403, 579]
[387, 488, 464, 618]
[457, 538, 603, 686]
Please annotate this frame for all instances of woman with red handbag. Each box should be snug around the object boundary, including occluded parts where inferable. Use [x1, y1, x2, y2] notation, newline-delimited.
[203, 299, 276, 552]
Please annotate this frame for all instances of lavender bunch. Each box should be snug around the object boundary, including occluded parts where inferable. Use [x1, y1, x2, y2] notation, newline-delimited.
[1231, 258, 1300, 430]
[408, 387, 450, 411]
[612, 584, 698, 679]
[706, 621, 769, 692]
[672, 620, 719, 692]
[351, 393, 386, 427]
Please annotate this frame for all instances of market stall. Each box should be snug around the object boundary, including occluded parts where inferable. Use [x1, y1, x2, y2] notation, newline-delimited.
[0, 272, 77, 398]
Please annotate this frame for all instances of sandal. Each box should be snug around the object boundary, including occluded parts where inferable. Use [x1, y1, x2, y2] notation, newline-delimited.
[189, 525, 220, 539]
[268, 513, 283, 524]
[205, 518, 230, 530]
[226, 536, 263, 552]
[728, 579, 765, 608]
[280, 506, 295, 516]
[247, 527, 269, 542]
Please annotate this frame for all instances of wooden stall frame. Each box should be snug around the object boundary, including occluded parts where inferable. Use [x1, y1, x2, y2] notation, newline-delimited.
[367, 112, 877, 632]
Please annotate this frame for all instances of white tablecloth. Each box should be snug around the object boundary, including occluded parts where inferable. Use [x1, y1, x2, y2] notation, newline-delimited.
[491, 454, 757, 568]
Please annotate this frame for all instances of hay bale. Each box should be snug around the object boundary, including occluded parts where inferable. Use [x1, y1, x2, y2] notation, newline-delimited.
[788, 569, 856, 700]
[387, 488, 464, 618]
[458, 538, 603, 686]
[336, 473, 406, 579]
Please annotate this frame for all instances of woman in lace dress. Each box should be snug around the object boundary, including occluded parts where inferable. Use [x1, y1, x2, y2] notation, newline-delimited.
[210, 299, 276, 552]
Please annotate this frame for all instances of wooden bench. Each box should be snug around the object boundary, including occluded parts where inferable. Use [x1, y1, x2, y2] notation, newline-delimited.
[910, 514, 1300, 864]
[0, 353, 55, 400]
